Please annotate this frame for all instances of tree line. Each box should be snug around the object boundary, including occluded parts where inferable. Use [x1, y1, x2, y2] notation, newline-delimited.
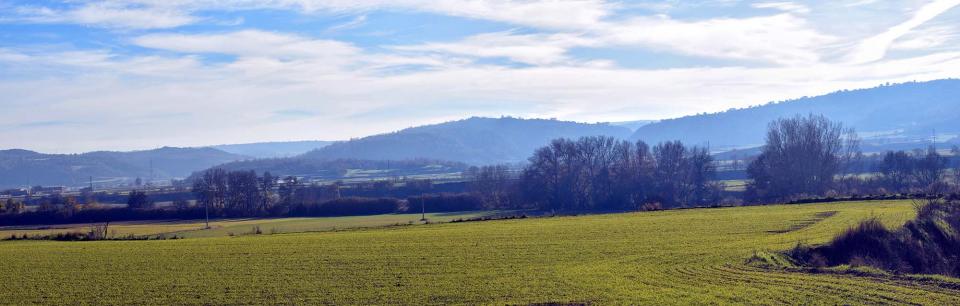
[5, 114, 960, 225]
[474, 114, 960, 209]
[516, 137, 719, 211]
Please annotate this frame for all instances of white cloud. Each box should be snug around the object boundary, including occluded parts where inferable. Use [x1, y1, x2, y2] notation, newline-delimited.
[6, 0, 612, 31]
[4, 41, 960, 152]
[389, 7, 837, 67]
[326, 14, 367, 33]
[130, 30, 457, 79]
[752, 2, 811, 14]
[892, 25, 958, 50]
[599, 14, 835, 65]
[844, 0, 880, 7]
[846, 0, 960, 63]
[232, 0, 614, 30]
[133, 30, 360, 61]
[391, 31, 596, 66]
[11, 2, 197, 29]
[5, 1, 960, 152]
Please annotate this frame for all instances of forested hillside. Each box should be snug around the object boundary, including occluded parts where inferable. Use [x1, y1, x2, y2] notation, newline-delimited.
[211, 141, 332, 158]
[0, 147, 245, 188]
[632, 80, 960, 149]
[303, 117, 632, 164]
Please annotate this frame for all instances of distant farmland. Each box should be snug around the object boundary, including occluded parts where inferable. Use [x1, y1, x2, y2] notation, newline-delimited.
[0, 211, 493, 239]
[1, 200, 958, 304]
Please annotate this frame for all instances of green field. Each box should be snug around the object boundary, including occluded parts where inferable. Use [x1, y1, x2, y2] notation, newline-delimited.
[0, 211, 492, 239]
[1, 200, 958, 304]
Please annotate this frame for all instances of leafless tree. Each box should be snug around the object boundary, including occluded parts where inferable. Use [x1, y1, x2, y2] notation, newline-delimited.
[915, 146, 947, 189]
[880, 151, 915, 192]
[521, 136, 715, 211]
[747, 115, 853, 201]
[465, 164, 515, 209]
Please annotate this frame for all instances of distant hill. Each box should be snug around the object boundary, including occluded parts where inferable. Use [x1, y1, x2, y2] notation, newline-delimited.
[632, 79, 960, 150]
[211, 140, 332, 158]
[301, 117, 633, 165]
[0, 147, 246, 188]
[609, 120, 658, 132]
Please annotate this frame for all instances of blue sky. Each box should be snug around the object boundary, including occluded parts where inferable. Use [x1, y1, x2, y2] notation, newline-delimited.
[2, 0, 960, 153]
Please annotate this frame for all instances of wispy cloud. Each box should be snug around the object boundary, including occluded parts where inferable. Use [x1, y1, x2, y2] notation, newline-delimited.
[133, 30, 360, 61]
[599, 13, 835, 65]
[2, 1, 960, 152]
[892, 25, 958, 50]
[3, 0, 613, 31]
[846, 0, 960, 63]
[326, 14, 367, 33]
[391, 31, 595, 66]
[752, 2, 811, 14]
[8, 2, 198, 29]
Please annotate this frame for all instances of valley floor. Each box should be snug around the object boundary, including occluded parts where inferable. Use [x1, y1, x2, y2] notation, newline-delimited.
[0, 211, 493, 239]
[0, 200, 958, 304]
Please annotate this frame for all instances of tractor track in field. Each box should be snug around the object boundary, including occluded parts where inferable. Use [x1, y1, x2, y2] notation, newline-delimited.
[766, 211, 838, 234]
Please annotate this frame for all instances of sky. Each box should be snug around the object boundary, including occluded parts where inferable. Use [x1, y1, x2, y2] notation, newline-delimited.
[2, 0, 960, 153]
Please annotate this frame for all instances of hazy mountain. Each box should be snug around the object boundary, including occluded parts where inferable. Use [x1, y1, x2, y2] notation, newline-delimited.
[211, 140, 333, 158]
[609, 120, 658, 132]
[301, 117, 633, 165]
[632, 79, 960, 150]
[0, 147, 246, 188]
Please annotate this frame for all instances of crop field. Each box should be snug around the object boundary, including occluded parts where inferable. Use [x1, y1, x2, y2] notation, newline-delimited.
[1, 200, 959, 304]
[0, 211, 492, 239]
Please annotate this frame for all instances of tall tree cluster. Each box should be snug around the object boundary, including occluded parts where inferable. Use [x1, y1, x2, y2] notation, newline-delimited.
[464, 165, 516, 209]
[879, 147, 948, 192]
[746, 114, 860, 201]
[192, 169, 278, 216]
[126, 191, 153, 209]
[1, 198, 24, 214]
[519, 136, 717, 211]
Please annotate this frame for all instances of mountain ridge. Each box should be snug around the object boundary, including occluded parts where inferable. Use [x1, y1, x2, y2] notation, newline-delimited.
[300, 116, 633, 165]
[631, 79, 960, 149]
[0, 147, 246, 189]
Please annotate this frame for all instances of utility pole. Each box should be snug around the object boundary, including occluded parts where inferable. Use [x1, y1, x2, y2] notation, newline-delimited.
[205, 199, 210, 229]
[932, 129, 937, 151]
[420, 193, 426, 222]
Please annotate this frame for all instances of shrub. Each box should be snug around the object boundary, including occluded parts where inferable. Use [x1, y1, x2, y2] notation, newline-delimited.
[788, 200, 960, 277]
[640, 202, 662, 211]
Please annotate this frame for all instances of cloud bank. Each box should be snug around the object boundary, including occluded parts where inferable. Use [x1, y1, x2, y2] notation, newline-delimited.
[1, 0, 959, 152]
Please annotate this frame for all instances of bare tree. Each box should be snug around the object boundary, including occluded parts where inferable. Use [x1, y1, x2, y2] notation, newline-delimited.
[683, 146, 717, 206]
[653, 141, 687, 206]
[259, 172, 277, 214]
[747, 115, 852, 201]
[522, 138, 569, 211]
[227, 170, 260, 215]
[880, 151, 916, 192]
[193, 168, 228, 214]
[465, 164, 514, 209]
[126, 191, 152, 209]
[521, 136, 713, 211]
[916, 146, 947, 189]
[839, 128, 863, 176]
